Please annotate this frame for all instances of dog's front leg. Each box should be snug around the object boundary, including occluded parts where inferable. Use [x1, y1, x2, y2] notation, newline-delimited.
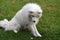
[33, 25, 42, 37]
[28, 24, 42, 37]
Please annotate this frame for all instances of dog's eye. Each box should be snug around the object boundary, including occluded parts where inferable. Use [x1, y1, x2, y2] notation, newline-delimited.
[38, 12, 41, 14]
[31, 15, 35, 17]
[29, 11, 33, 13]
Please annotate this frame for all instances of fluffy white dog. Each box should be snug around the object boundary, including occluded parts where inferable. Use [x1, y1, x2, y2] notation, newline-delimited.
[0, 3, 42, 37]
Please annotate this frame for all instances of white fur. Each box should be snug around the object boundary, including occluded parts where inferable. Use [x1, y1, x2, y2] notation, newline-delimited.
[0, 3, 42, 37]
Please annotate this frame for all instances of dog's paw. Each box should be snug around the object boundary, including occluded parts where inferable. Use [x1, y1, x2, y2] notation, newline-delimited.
[36, 33, 42, 37]
[13, 30, 18, 33]
[38, 34, 42, 37]
[35, 34, 42, 37]
[33, 33, 42, 37]
[4, 29, 8, 31]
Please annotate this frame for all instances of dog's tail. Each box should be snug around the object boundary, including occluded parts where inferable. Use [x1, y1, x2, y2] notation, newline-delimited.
[0, 19, 9, 28]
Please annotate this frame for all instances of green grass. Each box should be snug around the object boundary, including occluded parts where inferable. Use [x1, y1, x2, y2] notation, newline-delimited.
[0, 0, 60, 40]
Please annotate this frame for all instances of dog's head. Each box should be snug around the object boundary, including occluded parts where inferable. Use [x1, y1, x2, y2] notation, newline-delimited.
[22, 3, 42, 24]
[27, 3, 43, 24]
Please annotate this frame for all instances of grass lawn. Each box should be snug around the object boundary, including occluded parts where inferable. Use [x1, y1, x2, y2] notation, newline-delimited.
[0, 0, 60, 40]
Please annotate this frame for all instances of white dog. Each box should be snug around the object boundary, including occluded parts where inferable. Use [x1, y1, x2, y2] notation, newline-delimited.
[0, 3, 42, 37]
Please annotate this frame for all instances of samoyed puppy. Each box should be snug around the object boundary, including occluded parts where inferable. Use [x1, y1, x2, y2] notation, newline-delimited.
[0, 3, 42, 37]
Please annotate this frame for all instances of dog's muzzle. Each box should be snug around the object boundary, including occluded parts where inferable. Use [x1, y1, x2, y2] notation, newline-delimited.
[32, 21, 36, 23]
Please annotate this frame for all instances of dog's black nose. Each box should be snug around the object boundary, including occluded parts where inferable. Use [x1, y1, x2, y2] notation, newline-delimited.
[33, 21, 36, 23]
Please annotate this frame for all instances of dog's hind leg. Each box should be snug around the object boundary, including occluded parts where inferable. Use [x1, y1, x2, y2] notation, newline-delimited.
[13, 30, 18, 33]
[13, 24, 21, 33]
